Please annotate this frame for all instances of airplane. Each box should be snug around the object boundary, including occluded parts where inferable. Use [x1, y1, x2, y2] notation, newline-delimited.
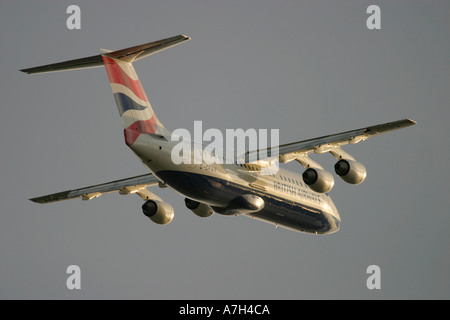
[21, 35, 416, 234]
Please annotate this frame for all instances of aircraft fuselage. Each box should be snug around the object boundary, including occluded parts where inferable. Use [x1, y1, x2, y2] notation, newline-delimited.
[130, 134, 341, 234]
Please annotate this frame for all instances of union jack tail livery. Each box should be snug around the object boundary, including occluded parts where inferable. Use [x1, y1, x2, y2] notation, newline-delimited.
[101, 53, 169, 145]
[21, 35, 190, 145]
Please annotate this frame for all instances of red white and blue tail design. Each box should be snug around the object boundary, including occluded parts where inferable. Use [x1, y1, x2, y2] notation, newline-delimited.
[20, 35, 190, 146]
[102, 54, 169, 145]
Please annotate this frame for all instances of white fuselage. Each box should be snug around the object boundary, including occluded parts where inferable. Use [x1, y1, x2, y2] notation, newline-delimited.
[129, 133, 341, 234]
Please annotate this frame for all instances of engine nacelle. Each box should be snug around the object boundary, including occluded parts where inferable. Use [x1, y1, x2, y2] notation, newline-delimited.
[334, 159, 367, 185]
[184, 198, 214, 218]
[302, 168, 335, 193]
[142, 200, 174, 225]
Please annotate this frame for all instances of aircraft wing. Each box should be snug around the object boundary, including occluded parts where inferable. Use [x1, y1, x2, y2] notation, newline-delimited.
[30, 173, 160, 204]
[244, 119, 416, 163]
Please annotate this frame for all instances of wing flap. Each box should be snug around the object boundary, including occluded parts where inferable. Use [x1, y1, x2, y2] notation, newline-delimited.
[30, 173, 160, 204]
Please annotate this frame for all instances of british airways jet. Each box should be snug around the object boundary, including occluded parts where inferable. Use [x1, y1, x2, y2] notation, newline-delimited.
[22, 35, 416, 234]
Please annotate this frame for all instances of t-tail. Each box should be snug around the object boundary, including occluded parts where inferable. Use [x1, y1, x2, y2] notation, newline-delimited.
[21, 35, 190, 146]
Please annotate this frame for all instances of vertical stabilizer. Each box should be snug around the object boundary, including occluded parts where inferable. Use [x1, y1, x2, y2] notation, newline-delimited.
[20, 34, 191, 146]
[101, 54, 170, 145]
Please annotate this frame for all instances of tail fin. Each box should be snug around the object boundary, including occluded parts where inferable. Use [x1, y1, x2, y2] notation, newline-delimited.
[101, 51, 171, 144]
[21, 35, 190, 144]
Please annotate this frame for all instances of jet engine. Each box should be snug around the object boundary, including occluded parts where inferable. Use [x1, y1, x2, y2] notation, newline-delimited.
[184, 198, 214, 218]
[334, 159, 367, 184]
[142, 200, 174, 225]
[302, 168, 335, 193]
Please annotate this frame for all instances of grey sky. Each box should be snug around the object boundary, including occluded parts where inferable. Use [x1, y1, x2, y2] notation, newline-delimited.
[0, 0, 449, 299]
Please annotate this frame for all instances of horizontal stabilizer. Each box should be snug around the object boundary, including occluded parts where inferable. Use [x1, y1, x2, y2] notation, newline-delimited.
[20, 34, 190, 74]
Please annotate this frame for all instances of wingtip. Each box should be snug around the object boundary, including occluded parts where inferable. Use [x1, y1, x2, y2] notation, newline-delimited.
[29, 190, 71, 204]
[29, 197, 44, 204]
